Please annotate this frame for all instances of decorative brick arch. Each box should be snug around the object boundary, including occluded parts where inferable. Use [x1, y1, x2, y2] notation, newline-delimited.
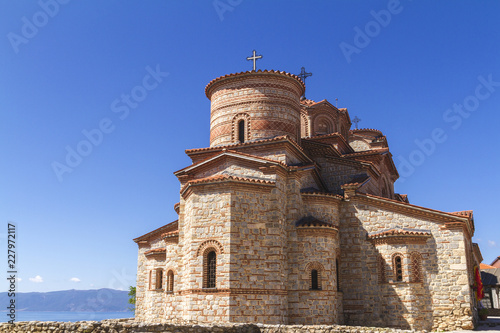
[196, 239, 224, 257]
[231, 113, 251, 143]
[300, 112, 309, 137]
[378, 255, 386, 284]
[197, 241, 223, 289]
[313, 114, 335, 135]
[305, 262, 325, 290]
[410, 252, 423, 283]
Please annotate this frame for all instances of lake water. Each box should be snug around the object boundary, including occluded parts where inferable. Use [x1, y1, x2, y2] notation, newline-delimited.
[1, 311, 134, 323]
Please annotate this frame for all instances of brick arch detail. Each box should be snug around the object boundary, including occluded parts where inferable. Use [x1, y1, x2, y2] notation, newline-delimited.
[305, 261, 325, 290]
[312, 113, 336, 135]
[300, 112, 309, 137]
[410, 251, 423, 282]
[231, 113, 251, 143]
[196, 240, 225, 257]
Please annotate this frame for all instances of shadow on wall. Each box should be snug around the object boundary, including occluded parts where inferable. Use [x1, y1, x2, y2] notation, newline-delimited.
[339, 206, 438, 331]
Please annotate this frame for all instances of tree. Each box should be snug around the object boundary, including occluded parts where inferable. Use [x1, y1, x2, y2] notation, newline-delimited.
[128, 286, 136, 311]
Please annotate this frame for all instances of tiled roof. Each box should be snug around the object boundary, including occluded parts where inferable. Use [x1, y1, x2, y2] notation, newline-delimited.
[300, 190, 343, 200]
[133, 220, 178, 243]
[295, 216, 336, 228]
[341, 174, 370, 187]
[349, 128, 384, 136]
[368, 228, 431, 240]
[145, 247, 166, 255]
[180, 174, 275, 195]
[394, 194, 409, 203]
[205, 69, 305, 98]
[342, 148, 389, 158]
[185, 135, 306, 156]
[450, 210, 473, 219]
[481, 263, 495, 269]
[359, 193, 473, 225]
[300, 98, 318, 106]
[304, 132, 342, 140]
[187, 174, 274, 186]
[175, 148, 287, 175]
[162, 230, 179, 238]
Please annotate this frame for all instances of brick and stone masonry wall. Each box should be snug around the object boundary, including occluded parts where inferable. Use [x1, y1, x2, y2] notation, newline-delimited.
[0, 319, 428, 333]
[207, 72, 304, 147]
[339, 197, 474, 331]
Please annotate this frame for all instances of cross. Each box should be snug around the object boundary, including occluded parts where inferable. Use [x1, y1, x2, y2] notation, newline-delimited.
[247, 50, 263, 71]
[297, 67, 312, 98]
[297, 67, 312, 83]
[352, 116, 361, 129]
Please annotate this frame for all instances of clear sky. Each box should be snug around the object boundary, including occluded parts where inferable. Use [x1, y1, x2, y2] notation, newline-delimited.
[1, 1, 499, 293]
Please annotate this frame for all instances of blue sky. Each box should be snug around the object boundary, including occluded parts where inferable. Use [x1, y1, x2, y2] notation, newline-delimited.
[1, 1, 499, 293]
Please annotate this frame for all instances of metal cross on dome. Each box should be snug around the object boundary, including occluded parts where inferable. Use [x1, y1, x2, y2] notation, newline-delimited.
[352, 116, 361, 129]
[247, 50, 263, 71]
[297, 67, 312, 83]
[297, 67, 312, 98]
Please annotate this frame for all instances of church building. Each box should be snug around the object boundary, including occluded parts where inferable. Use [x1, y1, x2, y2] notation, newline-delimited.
[134, 62, 482, 331]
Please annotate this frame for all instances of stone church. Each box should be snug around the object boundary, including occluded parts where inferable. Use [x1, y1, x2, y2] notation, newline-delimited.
[134, 67, 482, 331]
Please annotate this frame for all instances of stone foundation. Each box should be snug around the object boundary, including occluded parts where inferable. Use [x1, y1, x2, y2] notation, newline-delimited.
[0, 319, 428, 333]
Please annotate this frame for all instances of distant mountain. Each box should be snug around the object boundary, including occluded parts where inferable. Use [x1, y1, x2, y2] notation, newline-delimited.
[0, 288, 130, 312]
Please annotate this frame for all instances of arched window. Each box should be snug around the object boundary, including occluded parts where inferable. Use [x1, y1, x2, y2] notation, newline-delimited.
[311, 269, 320, 290]
[393, 254, 403, 282]
[167, 270, 174, 292]
[238, 120, 245, 143]
[306, 262, 323, 290]
[204, 250, 217, 288]
[155, 269, 164, 290]
[410, 252, 422, 283]
[336, 259, 340, 291]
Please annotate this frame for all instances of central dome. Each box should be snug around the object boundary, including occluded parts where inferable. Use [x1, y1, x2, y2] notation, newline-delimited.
[205, 70, 305, 147]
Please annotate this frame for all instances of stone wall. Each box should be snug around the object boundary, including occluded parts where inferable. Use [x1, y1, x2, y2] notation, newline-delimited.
[0, 319, 426, 333]
[339, 195, 474, 331]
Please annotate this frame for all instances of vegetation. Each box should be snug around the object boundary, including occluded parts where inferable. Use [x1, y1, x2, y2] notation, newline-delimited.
[128, 286, 136, 311]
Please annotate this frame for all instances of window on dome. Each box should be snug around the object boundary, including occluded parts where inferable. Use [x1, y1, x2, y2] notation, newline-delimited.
[238, 120, 245, 143]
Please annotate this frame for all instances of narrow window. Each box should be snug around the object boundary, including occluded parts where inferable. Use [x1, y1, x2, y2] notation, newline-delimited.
[155, 269, 163, 290]
[394, 255, 403, 282]
[238, 120, 245, 143]
[336, 259, 340, 291]
[149, 270, 152, 290]
[311, 269, 320, 290]
[206, 251, 217, 288]
[167, 270, 174, 292]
